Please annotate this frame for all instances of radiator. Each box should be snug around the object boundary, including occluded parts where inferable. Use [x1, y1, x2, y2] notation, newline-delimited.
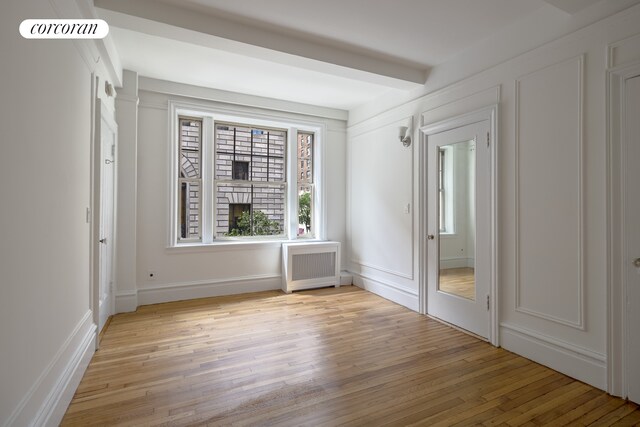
[282, 241, 341, 293]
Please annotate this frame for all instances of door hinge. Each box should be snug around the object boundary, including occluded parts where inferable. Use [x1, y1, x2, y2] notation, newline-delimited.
[486, 295, 490, 311]
[486, 132, 490, 148]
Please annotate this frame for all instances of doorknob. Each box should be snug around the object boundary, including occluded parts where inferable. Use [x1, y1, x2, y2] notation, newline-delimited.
[99, 238, 107, 244]
[427, 234, 435, 240]
[634, 258, 640, 268]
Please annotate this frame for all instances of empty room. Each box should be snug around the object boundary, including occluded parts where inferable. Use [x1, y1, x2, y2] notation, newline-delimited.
[2, 0, 640, 425]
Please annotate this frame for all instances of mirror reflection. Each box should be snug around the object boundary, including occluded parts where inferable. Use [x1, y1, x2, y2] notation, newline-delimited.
[438, 139, 476, 300]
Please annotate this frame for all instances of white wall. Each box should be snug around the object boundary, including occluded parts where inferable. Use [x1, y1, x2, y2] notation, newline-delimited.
[347, 4, 640, 390]
[115, 78, 347, 308]
[0, 1, 118, 425]
[348, 119, 418, 309]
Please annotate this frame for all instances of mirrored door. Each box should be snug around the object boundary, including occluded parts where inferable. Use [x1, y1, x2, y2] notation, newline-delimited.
[426, 120, 491, 339]
[437, 140, 476, 300]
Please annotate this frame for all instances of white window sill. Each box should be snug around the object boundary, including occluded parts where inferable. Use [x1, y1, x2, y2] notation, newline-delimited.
[167, 238, 324, 253]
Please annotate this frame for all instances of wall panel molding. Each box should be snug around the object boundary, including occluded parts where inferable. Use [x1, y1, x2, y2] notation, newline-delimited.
[348, 117, 415, 282]
[514, 55, 585, 330]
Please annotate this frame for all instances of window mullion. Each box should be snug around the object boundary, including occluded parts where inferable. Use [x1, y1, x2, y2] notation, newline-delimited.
[202, 117, 213, 243]
[287, 128, 298, 239]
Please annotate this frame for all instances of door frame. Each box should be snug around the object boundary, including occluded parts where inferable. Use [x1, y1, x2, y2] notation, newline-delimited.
[91, 92, 118, 347]
[419, 105, 499, 346]
[607, 61, 640, 398]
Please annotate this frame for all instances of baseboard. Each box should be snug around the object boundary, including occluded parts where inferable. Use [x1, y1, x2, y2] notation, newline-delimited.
[351, 272, 419, 311]
[340, 271, 353, 286]
[137, 274, 282, 306]
[440, 257, 475, 269]
[5, 311, 96, 427]
[500, 323, 606, 390]
[115, 290, 138, 313]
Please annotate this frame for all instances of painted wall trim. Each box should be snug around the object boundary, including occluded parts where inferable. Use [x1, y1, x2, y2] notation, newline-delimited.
[500, 322, 606, 390]
[419, 104, 499, 345]
[340, 271, 354, 286]
[606, 59, 640, 398]
[350, 259, 413, 280]
[351, 271, 419, 311]
[514, 55, 586, 330]
[347, 113, 416, 283]
[115, 290, 138, 313]
[136, 275, 282, 306]
[139, 77, 348, 121]
[4, 311, 96, 427]
[440, 257, 476, 269]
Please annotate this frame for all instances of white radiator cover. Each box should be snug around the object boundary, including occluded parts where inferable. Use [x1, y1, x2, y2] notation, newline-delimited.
[282, 241, 341, 293]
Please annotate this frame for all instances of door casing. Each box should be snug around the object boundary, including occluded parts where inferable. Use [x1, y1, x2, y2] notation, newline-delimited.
[607, 62, 640, 399]
[91, 92, 118, 347]
[419, 105, 499, 346]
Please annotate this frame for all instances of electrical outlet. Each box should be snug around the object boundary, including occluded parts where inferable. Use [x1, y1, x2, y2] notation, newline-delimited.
[147, 270, 156, 280]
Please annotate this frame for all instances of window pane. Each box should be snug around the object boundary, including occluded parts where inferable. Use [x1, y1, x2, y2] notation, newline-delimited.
[232, 161, 249, 180]
[297, 132, 313, 185]
[297, 132, 314, 238]
[180, 118, 201, 179]
[179, 180, 200, 240]
[297, 185, 313, 237]
[215, 183, 285, 238]
[178, 117, 202, 241]
[215, 124, 285, 183]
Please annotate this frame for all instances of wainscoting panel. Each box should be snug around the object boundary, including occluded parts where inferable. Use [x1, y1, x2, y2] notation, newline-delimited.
[514, 56, 585, 329]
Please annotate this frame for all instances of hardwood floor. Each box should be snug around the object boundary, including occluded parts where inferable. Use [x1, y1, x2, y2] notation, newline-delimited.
[440, 267, 475, 300]
[62, 286, 639, 426]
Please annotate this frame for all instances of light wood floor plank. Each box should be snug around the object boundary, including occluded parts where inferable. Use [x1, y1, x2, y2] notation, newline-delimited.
[61, 286, 639, 426]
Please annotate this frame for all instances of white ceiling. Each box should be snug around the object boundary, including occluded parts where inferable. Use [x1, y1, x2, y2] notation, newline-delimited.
[156, 0, 544, 68]
[109, 27, 398, 110]
[95, 0, 620, 111]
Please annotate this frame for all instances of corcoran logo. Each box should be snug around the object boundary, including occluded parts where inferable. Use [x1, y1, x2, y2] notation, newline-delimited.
[19, 19, 109, 39]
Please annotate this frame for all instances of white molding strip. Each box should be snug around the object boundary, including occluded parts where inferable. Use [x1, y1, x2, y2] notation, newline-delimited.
[500, 322, 606, 390]
[139, 77, 348, 121]
[351, 272, 419, 311]
[440, 257, 475, 269]
[605, 60, 640, 398]
[5, 311, 96, 427]
[350, 259, 413, 280]
[514, 55, 586, 330]
[136, 275, 281, 306]
[115, 290, 138, 314]
[340, 271, 354, 286]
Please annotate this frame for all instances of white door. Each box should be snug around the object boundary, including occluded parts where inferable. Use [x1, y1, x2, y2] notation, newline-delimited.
[97, 110, 116, 333]
[625, 74, 640, 404]
[426, 120, 491, 338]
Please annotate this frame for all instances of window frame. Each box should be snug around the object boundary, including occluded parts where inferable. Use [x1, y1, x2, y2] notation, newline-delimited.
[439, 145, 455, 235]
[168, 101, 326, 248]
[177, 116, 205, 243]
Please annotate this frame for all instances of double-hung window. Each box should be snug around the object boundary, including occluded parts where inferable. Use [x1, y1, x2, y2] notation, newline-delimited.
[171, 102, 323, 245]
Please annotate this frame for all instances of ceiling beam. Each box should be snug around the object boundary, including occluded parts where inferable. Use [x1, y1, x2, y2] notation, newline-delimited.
[542, 0, 602, 15]
[95, 0, 427, 89]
